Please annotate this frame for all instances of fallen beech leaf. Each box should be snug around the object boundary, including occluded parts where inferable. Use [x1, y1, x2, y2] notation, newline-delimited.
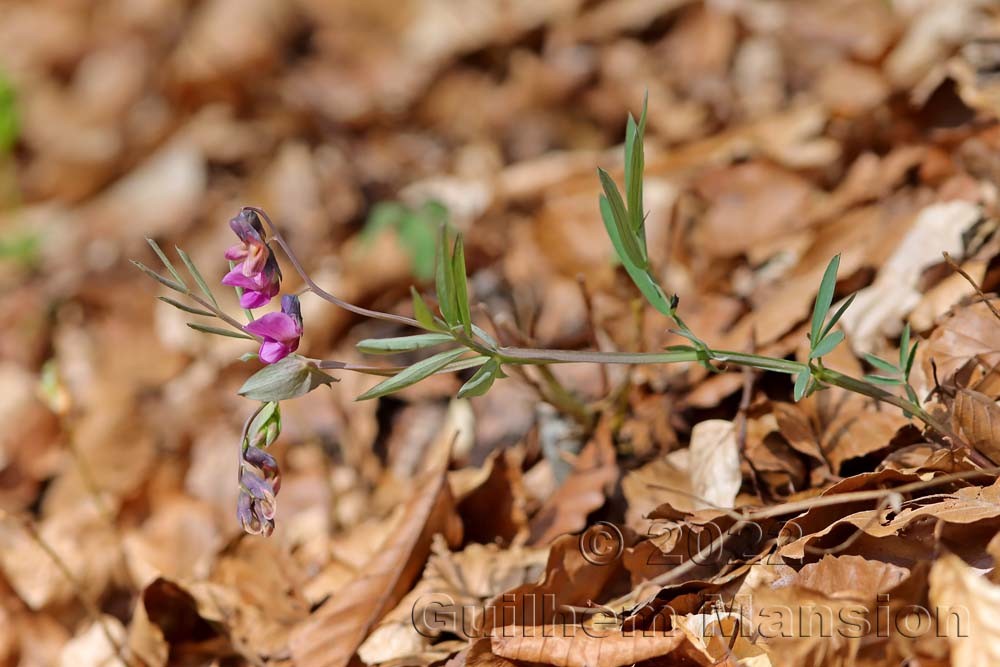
[781, 481, 1000, 560]
[929, 553, 1000, 666]
[689, 419, 741, 510]
[58, 615, 128, 667]
[491, 624, 685, 667]
[289, 461, 463, 667]
[953, 388, 1000, 463]
[529, 423, 617, 545]
[796, 555, 909, 598]
[839, 201, 979, 354]
[622, 449, 697, 533]
[358, 537, 548, 662]
[918, 300, 1000, 390]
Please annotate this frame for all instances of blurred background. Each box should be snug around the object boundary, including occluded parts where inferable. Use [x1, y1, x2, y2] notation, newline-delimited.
[1, 0, 1000, 665]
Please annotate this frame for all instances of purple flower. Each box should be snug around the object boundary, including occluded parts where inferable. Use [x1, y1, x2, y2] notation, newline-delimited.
[237, 469, 277, 536]
[245, 295, 303, 364]
[225, 210, 269, 277]
[222, 251, 282, 309]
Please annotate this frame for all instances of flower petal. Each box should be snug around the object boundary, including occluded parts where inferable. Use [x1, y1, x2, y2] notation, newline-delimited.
[240, 290, 272, 309]
[224, 245, 248, 261]
[258, 340, 291, 364]
[246, 312, 300, 341]
[222, 267, 258, 289]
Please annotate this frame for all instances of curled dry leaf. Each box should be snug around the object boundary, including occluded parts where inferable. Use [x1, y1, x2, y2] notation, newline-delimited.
[917, 299, 1000, 391]
[929, 553, 1000, 667]
[491, 624, 685, 667]
[953, 388, 1000, 464]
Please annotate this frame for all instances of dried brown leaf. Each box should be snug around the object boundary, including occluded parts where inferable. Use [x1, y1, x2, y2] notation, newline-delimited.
[929, 553, 1000, 667]
[953, 388, 1000, 463]
[289, 462, 463, 667]
[491, 624, 685, 667]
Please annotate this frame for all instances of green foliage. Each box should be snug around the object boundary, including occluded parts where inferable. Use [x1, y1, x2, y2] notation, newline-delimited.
[0, 232, 40, 266]
[433, 228, 473, 334]
[356, 333, 453, 354]
[176, 246, 219, 308]
[186, 322, 253, 339]
[239, 356, 337, 401]
[410, 286, 442, 331]
[863, 323, 919, 387]
[457, 357, 504, 398]
[0, 74, 17, 155]
[597, 99, 681, 320]
[357, 348, 469, 401]
[362, 200, 448, 280]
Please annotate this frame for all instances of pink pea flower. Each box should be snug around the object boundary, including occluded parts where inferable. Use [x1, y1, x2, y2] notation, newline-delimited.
[225, 210, 270, 277]
[222, 251, 282, 309]
[245, 295, 303, 364]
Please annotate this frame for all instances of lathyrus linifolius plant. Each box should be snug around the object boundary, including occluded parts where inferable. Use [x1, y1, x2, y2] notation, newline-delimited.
[135, 101, 985, 536]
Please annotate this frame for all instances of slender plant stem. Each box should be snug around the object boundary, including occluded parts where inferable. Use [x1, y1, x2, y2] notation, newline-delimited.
[245, 206, 421, 329]
[536, 365, 594, 426]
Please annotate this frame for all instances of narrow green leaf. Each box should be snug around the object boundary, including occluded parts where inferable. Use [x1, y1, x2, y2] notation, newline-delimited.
[186, 322, 253, 339]
[904, 340, 919, 379]
[598, 173, 646, 268]
[810, 254, 841, 347]
[904, 384, 920, 407]
[457, 358, 501, 398]
[239, 357, 337, 401]
[158, 296, 215, 317]
[899, 324, 911, 370]
[357, 333, 454, 354]
[599, 197, 673, 316]
[410, 287, 442, 331]
[820, 293, 856, 340]
[624, 98, 647, 238]
[357, 348, 467, 401]
[442, 356, 490, 374]
[864, 354, 899, 375]
[176, 246, 219, 308]
[131, 260, 185, 292]
[146, 238, 187, 288]
[793, 369, 810, 402]
[451, 234, 473, 337]
[471, 324, 498, 348]
[864, 374, 903, 386]
[435, 227, 458, 325]
[809, 330, 845, 359]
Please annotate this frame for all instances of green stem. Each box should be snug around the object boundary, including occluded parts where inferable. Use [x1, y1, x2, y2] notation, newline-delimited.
[491, 345, 981, 457]
[497, 346, 805, 375]
[536, 365, 594, 427]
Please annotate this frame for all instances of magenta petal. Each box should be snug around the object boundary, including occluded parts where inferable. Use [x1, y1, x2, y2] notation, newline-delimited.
[222, 268, 258, 289]
[246, 312, 300, 341]
[240, 290, 272, 309]
[225, 245, 247, 261]
[259, 340, 291, 364]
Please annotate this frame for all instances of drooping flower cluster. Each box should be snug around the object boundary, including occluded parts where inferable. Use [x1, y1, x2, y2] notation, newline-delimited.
[221, 209, 302, 364]
[237, 402, 281, 536]
[222, 210, 282, 309]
